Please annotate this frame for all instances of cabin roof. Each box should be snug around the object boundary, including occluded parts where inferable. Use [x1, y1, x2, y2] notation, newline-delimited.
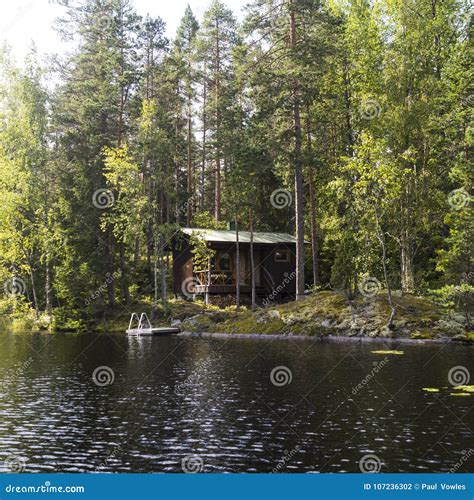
[181, 228, 297, 244]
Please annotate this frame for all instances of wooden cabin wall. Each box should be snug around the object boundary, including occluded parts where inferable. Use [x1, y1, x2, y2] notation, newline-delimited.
[173, 245, 193, 294]
[259, 244, 297, 296]
[173, 240, 297, 298]
[211, 242, 297, 296]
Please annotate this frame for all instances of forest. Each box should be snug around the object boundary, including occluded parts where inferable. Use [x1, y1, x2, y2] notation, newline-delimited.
[0, 0, 472, 331]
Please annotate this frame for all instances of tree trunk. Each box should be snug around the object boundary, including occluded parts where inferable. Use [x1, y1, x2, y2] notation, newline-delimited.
[201, 65, 207, 211]
[117, 1, 125, 147]
[249, 209, 256, 308]
[289, 0, 305, 301]
[25, 253, 39, 318]
[342, 53, 354, 155]
[159, 235, 167, 308]
[215, 157, 221, 221]
[105, 230, 115, 307]
[214, 17, 221, 221]
[146, 234, 152, 276]
[153, 237, 158, 312]
[186, 100, 193, 225]
[175, 115, 181, 225]
[375, 208, 396, 328]
[400, 172, 415, 293]
[400, 235, 415, 293]
[308, 167, 319, 287]
[305, 107, 320, 286]
[205, 256, 211, 305]
[45, 253, 52, 315]
[235, 220, 240, 311]
[119, 244, 130, 305]
[133, 237, 139, 267]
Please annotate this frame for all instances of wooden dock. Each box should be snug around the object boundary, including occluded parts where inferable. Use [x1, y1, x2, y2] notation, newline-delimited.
[126, 313, 180, 336]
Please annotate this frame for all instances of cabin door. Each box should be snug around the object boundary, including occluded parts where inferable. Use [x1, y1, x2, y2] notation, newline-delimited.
[239, 252, 247, 284]
[254, 251, 261, 286]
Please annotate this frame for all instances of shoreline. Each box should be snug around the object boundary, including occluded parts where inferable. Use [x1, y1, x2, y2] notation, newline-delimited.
[174, 292, 472, 345]
[0, 329, 469, 346]
[2, 292, 471, 345]
[177, 331, 459, 345]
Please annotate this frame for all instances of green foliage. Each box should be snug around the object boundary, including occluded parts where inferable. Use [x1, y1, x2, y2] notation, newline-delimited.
[51, 308, 89, 333]
[191, 211, 226, 230]
[429, 284, 473, 325]
[190, 234, 216, 274]
[0, 0, 471, 332]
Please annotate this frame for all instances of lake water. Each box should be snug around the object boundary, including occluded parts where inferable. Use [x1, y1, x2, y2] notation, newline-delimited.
[0, 332, 472, 473]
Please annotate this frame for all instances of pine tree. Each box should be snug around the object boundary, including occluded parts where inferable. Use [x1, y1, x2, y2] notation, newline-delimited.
[197, 0, 239, 221]
[174, 7, 199, 225]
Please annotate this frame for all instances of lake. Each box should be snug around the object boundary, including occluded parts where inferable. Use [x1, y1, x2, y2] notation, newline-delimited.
[0, 332, 472, 473]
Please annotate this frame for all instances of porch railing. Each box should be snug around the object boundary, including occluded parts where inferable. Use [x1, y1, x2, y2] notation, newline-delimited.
[194, 269, 236, 286]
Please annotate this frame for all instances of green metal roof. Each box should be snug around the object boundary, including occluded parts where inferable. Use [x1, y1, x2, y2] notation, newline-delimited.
[181, 228, 297, 244]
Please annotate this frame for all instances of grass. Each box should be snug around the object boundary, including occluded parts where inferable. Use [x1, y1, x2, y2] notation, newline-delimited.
[1, 290, 469, 339]
[178, 290, 465, 340]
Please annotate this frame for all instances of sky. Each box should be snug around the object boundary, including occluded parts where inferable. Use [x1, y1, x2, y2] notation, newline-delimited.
[1, 0, 247, 64]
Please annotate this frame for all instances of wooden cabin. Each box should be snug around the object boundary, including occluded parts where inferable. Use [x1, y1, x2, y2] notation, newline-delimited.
[172, 228, 297, 301]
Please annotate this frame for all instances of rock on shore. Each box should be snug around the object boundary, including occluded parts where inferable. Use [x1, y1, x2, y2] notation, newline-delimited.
[179, 291, 472, 342]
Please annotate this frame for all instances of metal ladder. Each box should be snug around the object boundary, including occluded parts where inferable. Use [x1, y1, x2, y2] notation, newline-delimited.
[127, 312, 153, 335]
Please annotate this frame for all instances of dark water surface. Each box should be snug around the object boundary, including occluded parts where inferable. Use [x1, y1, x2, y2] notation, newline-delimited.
[0, 332, 472, 473]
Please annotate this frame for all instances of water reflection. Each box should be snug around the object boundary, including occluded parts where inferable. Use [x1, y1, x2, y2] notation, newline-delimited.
[0, 332, 472, 473]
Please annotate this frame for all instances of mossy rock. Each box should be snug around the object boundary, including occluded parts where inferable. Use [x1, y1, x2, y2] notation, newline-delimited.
[219, 316, 286, 335]
[411, 329, 434, 340]
[287, 322, 324, 337]
[150, 291, 469, 341]
[168, 299, 217, 320]
[462, 332, 474, 343]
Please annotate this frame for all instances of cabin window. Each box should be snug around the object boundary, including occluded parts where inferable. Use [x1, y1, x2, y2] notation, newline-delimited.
[274, 250, 290, 262]
[216, 253, 232, 271]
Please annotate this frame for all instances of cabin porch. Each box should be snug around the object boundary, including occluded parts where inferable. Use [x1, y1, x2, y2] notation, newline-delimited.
[191, 250, 273, 297]
[172, 228, 298, 301]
